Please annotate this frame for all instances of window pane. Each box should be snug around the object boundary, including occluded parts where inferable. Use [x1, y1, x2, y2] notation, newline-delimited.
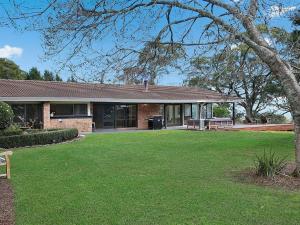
[74, 104, 87, 115]
[192, 104, 199, 119]
[206, 103, 213, 119]
[26, 104, 40, 121]
[115, 104, 137, 128]
[184, 104, 191, 116]
[11, 104, 25, 124]
[50, 104, 73, 116]
[159, 104, 164, 116]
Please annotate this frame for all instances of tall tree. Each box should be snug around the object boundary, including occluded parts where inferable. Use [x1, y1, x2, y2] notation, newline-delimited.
[5, 1, 300, 175]
[0, 58, 26, 80]
[55, 74, 63, 81]
[43, 70, 55, 81]
[187, 45, 276, 121]
[118, 42, 185, 84]
[27, 67, 42, 80]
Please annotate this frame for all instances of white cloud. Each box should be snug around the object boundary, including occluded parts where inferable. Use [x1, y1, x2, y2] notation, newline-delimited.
[269, 5, 296, 18]
[0, 45, 23, 58]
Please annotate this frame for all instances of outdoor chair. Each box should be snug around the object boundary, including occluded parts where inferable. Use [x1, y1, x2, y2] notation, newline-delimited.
[0, 151, 13, 179]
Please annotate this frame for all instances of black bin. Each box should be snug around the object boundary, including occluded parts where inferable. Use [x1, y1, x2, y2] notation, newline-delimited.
[148, 115, 163, 130]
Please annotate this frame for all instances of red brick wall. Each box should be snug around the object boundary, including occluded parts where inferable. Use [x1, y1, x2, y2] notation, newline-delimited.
[137, 104, 162, 129]
[43, 102, 51, 129]
[42, 102, 92, 132]
[50, 118, 92, 132]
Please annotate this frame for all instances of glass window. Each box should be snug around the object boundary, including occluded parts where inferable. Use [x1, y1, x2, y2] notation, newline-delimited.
[11, 104, 25, 124]
[10, 104, 43, 128]
[192, 104, 199, 119]
[74, 104, 87, 116]
[184, 104, 191, 116]
[50, 104, 88, 117]
[159, 104, 164, 116]
[184, 104, 192, 124]
[206, 103, 213, 119]
[115, 104, 137, 128]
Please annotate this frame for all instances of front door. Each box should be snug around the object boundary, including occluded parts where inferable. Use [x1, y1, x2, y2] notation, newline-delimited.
[93, 104, 115, 128]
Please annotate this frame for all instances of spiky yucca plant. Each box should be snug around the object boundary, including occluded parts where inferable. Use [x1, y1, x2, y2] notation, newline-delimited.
[255, 150, 287, 177]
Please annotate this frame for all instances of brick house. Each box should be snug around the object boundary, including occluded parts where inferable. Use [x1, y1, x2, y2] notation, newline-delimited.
[0, 79, 240, 132]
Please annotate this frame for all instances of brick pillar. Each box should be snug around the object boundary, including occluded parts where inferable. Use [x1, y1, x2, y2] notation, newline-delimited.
[43, 102, 51, 129]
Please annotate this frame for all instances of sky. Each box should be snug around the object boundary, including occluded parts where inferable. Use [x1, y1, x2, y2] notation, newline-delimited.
[0, 0, 299, 85]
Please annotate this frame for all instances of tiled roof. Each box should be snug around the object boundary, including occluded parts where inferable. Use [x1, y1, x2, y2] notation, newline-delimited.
[0, 79, 241, 103]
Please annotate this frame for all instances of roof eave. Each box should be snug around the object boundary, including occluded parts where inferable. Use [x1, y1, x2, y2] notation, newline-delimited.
[0, 97, 242, 103]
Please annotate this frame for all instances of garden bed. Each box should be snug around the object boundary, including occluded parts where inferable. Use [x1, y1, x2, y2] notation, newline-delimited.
[0, 179, 14, 225]
[0, 128, 78, 149]
[236, 163, 300, 191]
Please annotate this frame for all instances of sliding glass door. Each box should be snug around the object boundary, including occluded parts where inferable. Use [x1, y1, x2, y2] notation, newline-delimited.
[166, 104, 182, 126]
[93, 103, 137, 129]
[115, 104, 137, 128]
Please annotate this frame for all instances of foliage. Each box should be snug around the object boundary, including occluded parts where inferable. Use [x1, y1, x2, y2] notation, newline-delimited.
[0, 102, 14, 130]
[0, 124, 22, 136]
[258, 112, 287, 124]
[119, 42, 185, 84]
[43, 70, 63, 81]
[0, 58, 26, 79]
[0, 128, 78, 148]
[67, 75, 77, 82]
[213, 105, 231, 118]
[26, 67, 43, 80]
[187, 45, 277, 120]
[255, 150, 287, 177]
[10, 131, 298, 225]
[43, 70, 55, 81]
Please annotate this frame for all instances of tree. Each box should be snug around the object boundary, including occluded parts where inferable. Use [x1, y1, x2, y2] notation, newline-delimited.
[27, 67, 42, 80]
[67, 75, 77, 83]
[0, 58, 26, 80]
[5, 1, 300, 175]
[187, 45, 276, 121]
[213, 105, 231, 118]
[118, 42, 185, 84]
[55, 74, 63, 81]
[43, 70, 55, 81]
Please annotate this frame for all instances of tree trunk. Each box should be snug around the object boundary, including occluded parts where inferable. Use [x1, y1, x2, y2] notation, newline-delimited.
[243, 44, 300, 176]
[294, 114, 300, 176]
[244, 105, 254, 123]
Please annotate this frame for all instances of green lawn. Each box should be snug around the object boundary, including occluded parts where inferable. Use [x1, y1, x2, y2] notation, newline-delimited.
[11, 131, 300, 225]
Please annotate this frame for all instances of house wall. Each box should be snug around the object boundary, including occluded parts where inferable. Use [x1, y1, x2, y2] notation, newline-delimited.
[42, 102, 92, 132]
[137, 104, 162, 129]
[49, 118, 92, 132]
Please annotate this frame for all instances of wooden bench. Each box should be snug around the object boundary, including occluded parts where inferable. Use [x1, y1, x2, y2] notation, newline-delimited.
[0, 151, 13, 179]
[208, 124, 219, 130]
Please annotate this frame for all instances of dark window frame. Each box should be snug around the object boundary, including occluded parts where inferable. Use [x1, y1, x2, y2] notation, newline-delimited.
[50, 104, 88, 118]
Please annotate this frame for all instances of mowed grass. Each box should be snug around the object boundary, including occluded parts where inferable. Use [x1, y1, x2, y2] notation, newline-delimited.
[11, 130, 300, 225]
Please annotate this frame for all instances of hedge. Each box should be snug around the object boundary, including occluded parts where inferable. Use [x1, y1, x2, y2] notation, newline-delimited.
[0, 128, 79, 149]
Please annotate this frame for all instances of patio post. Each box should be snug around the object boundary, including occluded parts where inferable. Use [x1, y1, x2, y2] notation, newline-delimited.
[199, 103, 204, 130]
[232, 102, 236, 125]
[164, 104, 167, 129]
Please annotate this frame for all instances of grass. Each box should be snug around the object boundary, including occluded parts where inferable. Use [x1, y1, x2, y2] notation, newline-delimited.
[10, 130, 300, 225]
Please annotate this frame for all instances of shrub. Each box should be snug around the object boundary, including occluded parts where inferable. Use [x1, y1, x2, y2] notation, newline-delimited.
[0, 128, 78, 149]
[255, 150, 287, 177]
[0, 124, 23, 136]
[258, 112, 287, 124]
[213, 105, 231, 118]
[0, 102, 14, 130]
